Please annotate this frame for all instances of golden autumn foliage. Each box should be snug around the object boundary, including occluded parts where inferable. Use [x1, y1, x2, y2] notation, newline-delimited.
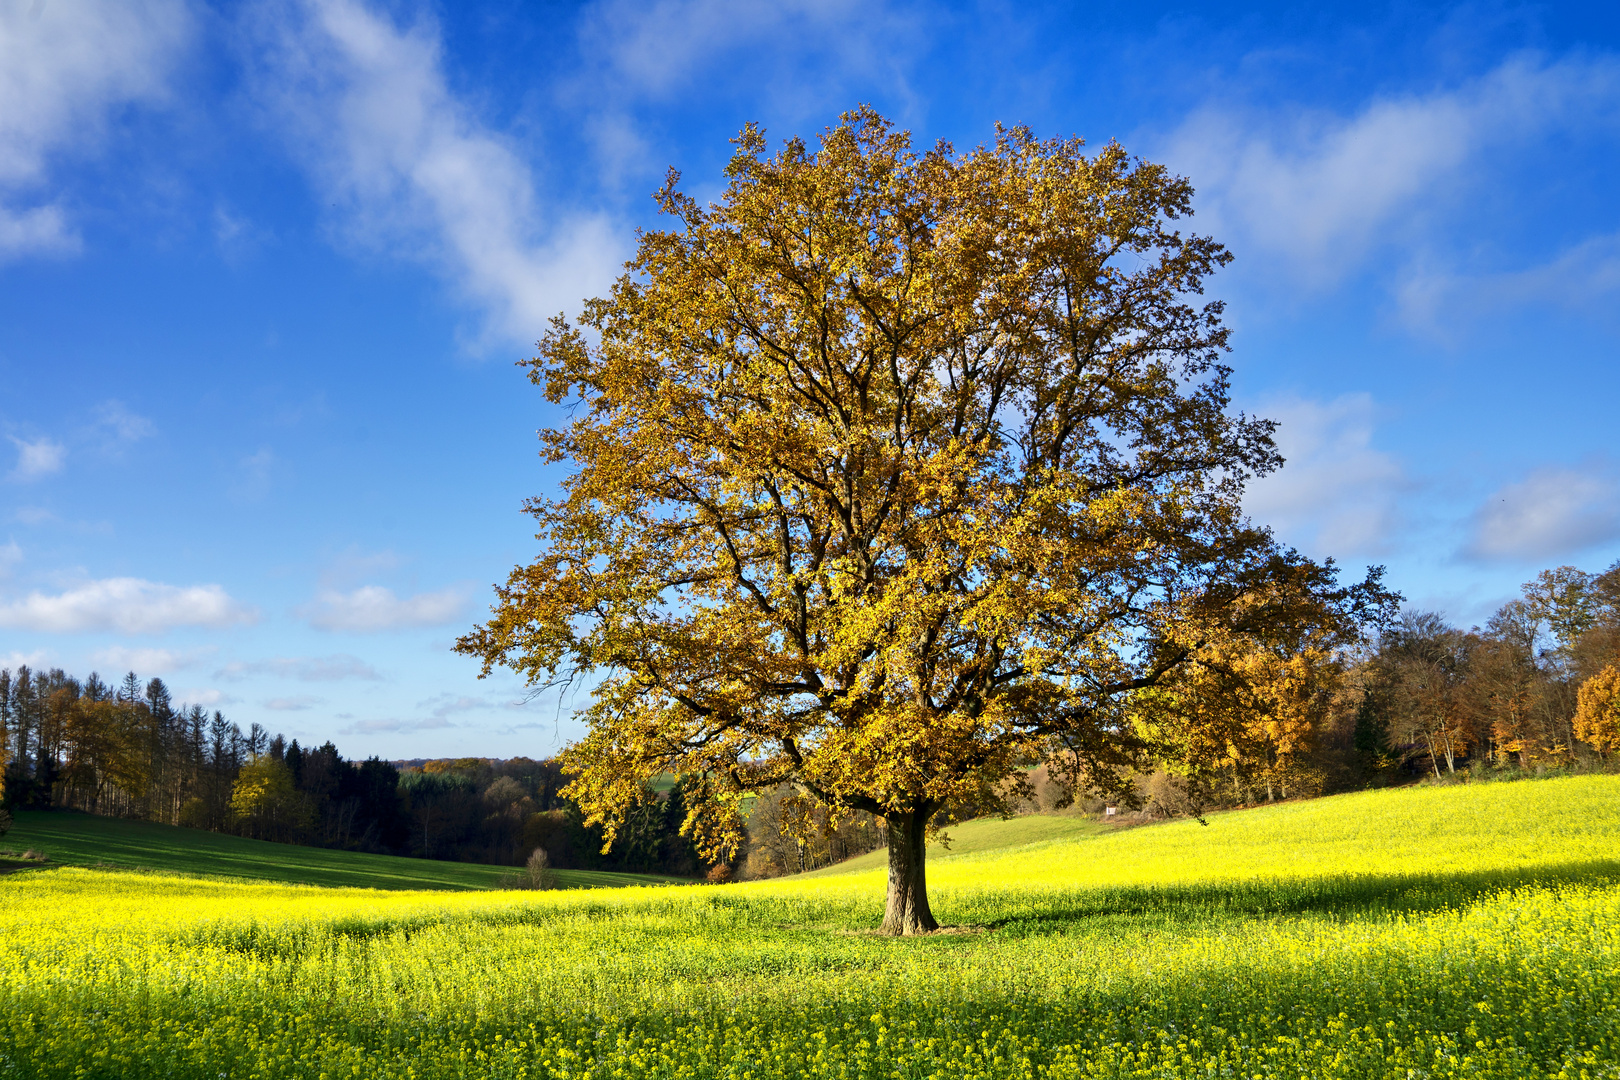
[1575, 665, 1620, 757]
[459, 107, 1396, 933]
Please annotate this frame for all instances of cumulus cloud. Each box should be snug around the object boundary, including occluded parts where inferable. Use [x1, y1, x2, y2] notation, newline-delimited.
[0, 0, 191, 259]
[217, 654, 382, 681]
[90, 645, 214, 674]
[0, 577, 257, 634]
[8, 436, 65, 481]
[1464, 463, 1620, 563]
[265, 695, 321, 711]
[1161, 55, 1620, 290]
[1243, 393, 1407, 557]
[302, 584, 465, 631]
[243, 0, 621, 344]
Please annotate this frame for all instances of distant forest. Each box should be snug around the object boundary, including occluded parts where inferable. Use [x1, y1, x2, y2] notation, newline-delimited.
[0, 670, 716, 877]
[3, 559, 1617, 878]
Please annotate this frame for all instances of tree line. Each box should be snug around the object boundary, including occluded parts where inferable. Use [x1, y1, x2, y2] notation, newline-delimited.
[0, 670, 721, 876]
[1121, 560, 1620, 816]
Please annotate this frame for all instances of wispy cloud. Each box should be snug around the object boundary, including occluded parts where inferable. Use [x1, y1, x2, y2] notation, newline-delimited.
[1162, 55, 1620, 291]
[242, 0, 621, 345]
[571, 0, 929, 186]
[265, 695, 321, 711]
[0, 578, 257, 634]
[0, 0, 191, 259]
[8, 436, 65, 481]
[341, 715, 454, 734]
[302, 584, 465, 632]
[1399, 230, 1620, 339]
[1463, 462, 1620, 563]
[90, 400, 156, 445]
[1243, 393, 1408, 557]
[218, 654, 383, 682]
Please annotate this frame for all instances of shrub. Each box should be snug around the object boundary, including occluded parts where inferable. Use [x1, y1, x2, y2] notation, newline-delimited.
[525, 847, 557, 890]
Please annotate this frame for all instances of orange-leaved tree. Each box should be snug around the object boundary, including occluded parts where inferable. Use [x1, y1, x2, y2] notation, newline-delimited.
[457, 108, 1397, 934]
[1575, 665, 1620, 759]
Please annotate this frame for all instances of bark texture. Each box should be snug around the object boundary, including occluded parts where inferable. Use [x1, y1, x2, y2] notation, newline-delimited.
[880, 811, 938, 935]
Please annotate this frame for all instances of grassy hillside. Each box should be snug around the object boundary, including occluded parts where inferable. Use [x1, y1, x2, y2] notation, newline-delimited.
[0, 809, 684, 890]
[804, 811, 1107, 875]
[3, 775, 1618, 1079]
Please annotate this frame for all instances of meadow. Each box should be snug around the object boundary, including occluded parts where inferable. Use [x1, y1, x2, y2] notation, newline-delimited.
[1, 775, 1617, 1079]
[0, 810, 679, 890]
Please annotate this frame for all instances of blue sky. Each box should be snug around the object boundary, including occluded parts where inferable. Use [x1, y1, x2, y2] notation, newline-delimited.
[2, 0, 1618, 758]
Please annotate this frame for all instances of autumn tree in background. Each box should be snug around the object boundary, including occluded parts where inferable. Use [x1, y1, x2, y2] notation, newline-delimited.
[1575, 666, 1620, 759]
[459, 108, 1396, 934]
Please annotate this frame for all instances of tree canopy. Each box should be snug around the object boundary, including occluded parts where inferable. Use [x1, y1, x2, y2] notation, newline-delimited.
[458, 107, 1397, 934]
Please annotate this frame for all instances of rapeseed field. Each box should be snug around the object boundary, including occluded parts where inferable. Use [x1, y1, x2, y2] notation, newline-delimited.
[2, 775, 1617, 1079]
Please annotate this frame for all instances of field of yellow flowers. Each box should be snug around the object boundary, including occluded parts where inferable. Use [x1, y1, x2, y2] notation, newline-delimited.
[2, 775, 1617, 1079]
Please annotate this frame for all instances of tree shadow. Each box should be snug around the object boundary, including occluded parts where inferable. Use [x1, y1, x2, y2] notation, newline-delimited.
[975, 859, 1620, 934]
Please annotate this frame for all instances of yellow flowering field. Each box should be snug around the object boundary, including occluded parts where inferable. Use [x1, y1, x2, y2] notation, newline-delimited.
[2, 776, 1618, 1079]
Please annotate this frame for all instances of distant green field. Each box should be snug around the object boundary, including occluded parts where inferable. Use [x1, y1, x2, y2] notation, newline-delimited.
[0, 810, 684, 890]
[804, 811, 1106, 875]
[3, 775, 1618, 1079]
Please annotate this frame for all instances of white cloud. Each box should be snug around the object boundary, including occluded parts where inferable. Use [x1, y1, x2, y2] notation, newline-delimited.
[1465, 464, 1620, 563]
[1161, 55, 1620, 290]
[8, 436, 65, 481]
[14, 506, 55, 525]
[303, 584, 465, 631]
[0, 0, 191, 259]
[217, 654, 382, 681]
[243, 0, 622, 344]
[90, 645, 214, 674]
[1243, 393, 1407, 557]
[0, 539, 19, 576]
[1, 648, 49, 670]
[265, 695, 321, 711]
[174, 687, 237, 708]
[0, 577, 257, 634]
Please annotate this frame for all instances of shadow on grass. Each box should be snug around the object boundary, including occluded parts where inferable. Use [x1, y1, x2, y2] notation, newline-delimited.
[974, 859, 1620, 935]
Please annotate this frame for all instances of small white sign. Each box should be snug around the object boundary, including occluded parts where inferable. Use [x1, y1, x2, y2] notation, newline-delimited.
[1104, 806, 1117, 816]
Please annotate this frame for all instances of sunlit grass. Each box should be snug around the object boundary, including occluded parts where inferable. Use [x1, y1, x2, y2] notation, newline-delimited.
[2, 775, 1617, 1078]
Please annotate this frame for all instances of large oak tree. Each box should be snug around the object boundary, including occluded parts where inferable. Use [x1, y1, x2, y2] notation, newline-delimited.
[458, 108, 1396, 934]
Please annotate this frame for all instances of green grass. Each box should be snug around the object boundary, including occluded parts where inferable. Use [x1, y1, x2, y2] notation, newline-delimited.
[0, 809, 684, 890]
[2, 776, 1619, 1079]
[804, 811, 1106, 875]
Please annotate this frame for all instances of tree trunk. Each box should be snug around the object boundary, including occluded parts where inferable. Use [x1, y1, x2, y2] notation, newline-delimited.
[880, 810, 938, 936]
